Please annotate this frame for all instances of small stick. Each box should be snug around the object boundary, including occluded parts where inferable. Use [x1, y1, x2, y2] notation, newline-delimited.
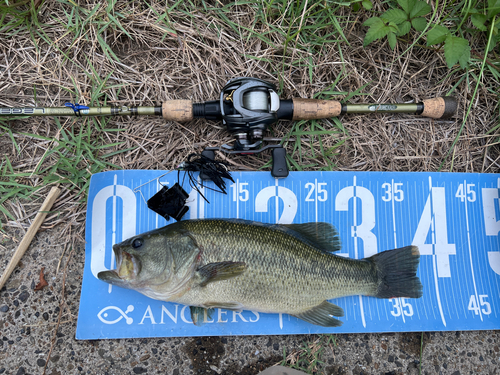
[0, 186, 61, 291]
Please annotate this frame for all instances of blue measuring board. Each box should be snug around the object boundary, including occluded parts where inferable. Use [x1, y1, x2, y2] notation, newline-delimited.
[76, 170, 500, 339]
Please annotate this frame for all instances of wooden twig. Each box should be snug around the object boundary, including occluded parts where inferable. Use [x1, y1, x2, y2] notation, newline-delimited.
[0, 186, 61, 291]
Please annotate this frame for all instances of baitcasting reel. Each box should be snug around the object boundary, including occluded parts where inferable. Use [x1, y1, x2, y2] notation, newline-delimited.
[193, 77, 292, 178]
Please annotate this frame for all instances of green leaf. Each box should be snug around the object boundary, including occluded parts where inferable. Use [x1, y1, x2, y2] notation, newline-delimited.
[397, 0, 416, 15]
[410, 1, 432, 18]
[488, 0, 500, 17]
[444, 36, 470, 69]
[363, 17, 381, 27]
[411, 17, 428, 31]
[426, 23, 450, 45]
[363, 17, 391, 46]
[489, 33, 500, 52]
[362, 0, 373, 10]
[388, 32, 397, 49]
[397, 20, 412, 36]
[471, 14, 488, 31]
[381, 9, 408, 24]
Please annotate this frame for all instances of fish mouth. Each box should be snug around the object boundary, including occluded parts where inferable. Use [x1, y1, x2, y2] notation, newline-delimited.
[97, 245, 139, 286]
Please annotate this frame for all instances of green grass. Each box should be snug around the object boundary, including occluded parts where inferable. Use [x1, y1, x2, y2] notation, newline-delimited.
[280, 334, 337, 374]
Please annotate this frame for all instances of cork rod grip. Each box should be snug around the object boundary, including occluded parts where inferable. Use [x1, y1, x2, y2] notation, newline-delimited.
[162, 100, 193, 122]
[421, 97, 457, 119]
[292, 98, 342, 120]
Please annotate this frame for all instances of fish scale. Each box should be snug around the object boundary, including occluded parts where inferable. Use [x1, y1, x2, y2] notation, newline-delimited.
[99, 218, 422, 327]
[170, 220, 382, 313]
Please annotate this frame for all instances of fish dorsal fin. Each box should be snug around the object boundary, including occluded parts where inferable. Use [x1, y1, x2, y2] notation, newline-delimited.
[196, 261, 247, 287]
[280, 222, 342, 253]
[294, 301, 344, 327]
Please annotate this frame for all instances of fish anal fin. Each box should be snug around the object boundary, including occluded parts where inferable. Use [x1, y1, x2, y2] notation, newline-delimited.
[204, 301, 243, 311]
[294, 301, 344, 327]
[190, 306, 215, 326]
[196, 261, 246, 287]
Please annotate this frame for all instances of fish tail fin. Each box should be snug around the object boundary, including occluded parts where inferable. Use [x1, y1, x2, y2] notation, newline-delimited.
[369, 245, 423, 299]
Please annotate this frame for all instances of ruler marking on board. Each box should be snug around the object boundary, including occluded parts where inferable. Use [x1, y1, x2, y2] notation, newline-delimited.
[155, 178, 160, 229]
[429, 177, 447, 327]
[494, 178, 500, 317]
[235, 179, 238, 219]
[108, 174, 118, 294]
[480, 179, 494, 317]
[456, 180, 468, 320]
[315, 179, 318, 223]
[459, 183, 471, 320]
[414, 180, 429, 321]
[494, 179, 500, 318]
[447, 181, 459, 320]
[456, 183, 464, 320]
[371, 179, 381, 324]
[252, 180, 255, 222]
[352, 176, 367, 328]
[275, 178, 279, 223]
[420, 179, 436, 321]
[200, 179, 205, 219]
[489, 178, 499, 318]
[392, 179, 406, 324]
[465, 179, 483, 321]
[409, 180, 421, 321]
[442, 182, 453, 322]
[380, 181, 390, 322]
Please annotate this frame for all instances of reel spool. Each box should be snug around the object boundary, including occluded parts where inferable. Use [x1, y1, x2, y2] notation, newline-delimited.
[219, 77, 280, 150]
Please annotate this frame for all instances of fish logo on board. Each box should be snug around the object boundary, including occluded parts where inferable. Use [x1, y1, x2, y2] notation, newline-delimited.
[97, 305, 134, 325]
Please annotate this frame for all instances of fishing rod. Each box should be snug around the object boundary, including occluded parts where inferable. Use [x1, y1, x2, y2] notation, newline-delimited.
[1, 77, 457, 177]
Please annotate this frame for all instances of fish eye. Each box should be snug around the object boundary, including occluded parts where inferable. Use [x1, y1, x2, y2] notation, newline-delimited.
[132, 238, 144, 249]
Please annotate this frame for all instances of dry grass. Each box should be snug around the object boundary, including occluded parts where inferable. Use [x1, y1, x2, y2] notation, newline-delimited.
[0, 0, 499, 234]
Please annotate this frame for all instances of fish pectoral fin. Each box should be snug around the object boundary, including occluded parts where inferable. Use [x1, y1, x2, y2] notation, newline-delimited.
[294, 301, 344, 327]
[196, 261, 247, 287]
[190, 306, 215, 326]
[203, 302, 243, 311]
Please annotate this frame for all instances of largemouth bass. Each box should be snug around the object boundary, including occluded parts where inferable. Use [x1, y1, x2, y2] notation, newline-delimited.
[98, 219, 422, 327]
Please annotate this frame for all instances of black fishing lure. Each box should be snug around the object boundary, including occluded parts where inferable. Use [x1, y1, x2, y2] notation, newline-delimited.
[146, 183, 189, 222]
[144, 153, 234, 221]
[177, 153, 234, 203]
